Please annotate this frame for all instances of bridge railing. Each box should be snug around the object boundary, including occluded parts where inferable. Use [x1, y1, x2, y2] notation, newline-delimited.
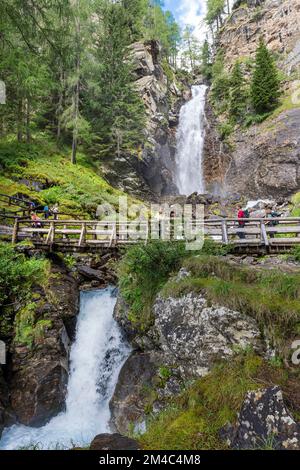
[4, 217, 300, 249]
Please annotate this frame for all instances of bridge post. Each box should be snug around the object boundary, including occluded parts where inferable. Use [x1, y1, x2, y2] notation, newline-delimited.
[12, 219, 19, 244]
[221, 220, 228, 244]
[260, 220, 269, 247]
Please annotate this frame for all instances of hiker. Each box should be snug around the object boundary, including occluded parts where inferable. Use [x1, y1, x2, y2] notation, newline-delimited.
[266, 206, 280, 238]
[31, 212, 42, 229]
[43, 205, 50, 219]
[52, 204, 59, 220]
[237, 205, 246, 239]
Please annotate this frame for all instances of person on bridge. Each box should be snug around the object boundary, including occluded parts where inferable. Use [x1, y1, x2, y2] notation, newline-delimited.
[237, 205, 246, 239]
[43, 205, 50, 219]
[52, 204, 59, 220]
[266, 206, 280, 238]
[31, 212, 42, 228]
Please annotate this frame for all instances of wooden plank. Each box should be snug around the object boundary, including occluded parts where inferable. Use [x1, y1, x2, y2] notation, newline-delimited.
[12, 219, 19, 244]
[78, 223, 86, 247]
[260, 221, 269, 247]
[221, 220, 228, 244]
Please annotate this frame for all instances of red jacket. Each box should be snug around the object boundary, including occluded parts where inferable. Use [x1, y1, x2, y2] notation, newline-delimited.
[238, 210, 245, 226]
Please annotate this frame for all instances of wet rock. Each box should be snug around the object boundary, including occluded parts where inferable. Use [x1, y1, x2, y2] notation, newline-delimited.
[90, 433, 140, 450]
[9, 264, 79, 426]
[0, 367, 15, 438]
[221, 387, 300, 450]
[78, 265, 104, 282]
[110, 351, 159, 434]
[153, 292, 265, 378]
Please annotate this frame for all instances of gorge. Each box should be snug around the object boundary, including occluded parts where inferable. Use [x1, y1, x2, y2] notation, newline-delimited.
[1, 0, 300, 454]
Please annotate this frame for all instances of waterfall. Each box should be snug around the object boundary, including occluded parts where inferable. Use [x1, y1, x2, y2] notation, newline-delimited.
[175, 84, 207, 195]
[0, 288, 131, 450]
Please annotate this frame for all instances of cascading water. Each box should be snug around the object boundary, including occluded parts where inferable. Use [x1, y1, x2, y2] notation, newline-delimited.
[175, 84, 207, 195]
[0, 288, 131, 450]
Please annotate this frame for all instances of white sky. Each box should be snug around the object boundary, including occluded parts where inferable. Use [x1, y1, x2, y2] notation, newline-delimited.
[164, 0, 235, 42]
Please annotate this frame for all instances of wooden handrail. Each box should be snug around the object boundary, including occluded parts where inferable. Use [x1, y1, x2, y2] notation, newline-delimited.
[3, 217, 300, 250]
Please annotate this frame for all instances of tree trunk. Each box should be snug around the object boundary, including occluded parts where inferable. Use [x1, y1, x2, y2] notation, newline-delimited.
[26, 98, 31, 143]
[71, 1, 81, 165]
[56, 69, 64, 143]
[17, 98, 23, 142]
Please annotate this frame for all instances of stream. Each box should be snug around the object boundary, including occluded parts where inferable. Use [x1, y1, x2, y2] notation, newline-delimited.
[0, 288, 131, 450]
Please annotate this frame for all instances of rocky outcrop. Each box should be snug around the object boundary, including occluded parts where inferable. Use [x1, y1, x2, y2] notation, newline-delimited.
[9, 263, 78, 426]
[103, 40, 191, 197]
[226, 108, 300, 198]
[112, 279, 267, 431]
[110, 351, 159, 434]
[90, 433, 140, 450]
[221, 386, 300, 450]
[205, 0, 300, 199]
[153, 292, 265, 378]
[0, 368, 15, 438]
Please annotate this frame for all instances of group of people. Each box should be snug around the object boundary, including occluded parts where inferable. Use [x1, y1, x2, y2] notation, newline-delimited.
[237, 205, 280, 239]
[30, 203, 59, 228]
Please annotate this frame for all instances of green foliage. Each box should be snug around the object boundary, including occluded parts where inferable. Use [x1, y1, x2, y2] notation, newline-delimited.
[140, 352, 263, 450]
[210, 52, 231, 112]
[118, 241, 186, 333]
[205, 0, 226, 31]
[229, 62, 248, 121]
[200, 40, 212, 80]
[251, 38, 281, 114]
[0, 138, 131, 217]
[0, 243, 49, 307]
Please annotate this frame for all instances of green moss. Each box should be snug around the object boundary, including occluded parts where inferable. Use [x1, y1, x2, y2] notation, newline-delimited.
[0, 136, 136, 217]
[140, 352, 263, 450]
[14, 302, 36, 346]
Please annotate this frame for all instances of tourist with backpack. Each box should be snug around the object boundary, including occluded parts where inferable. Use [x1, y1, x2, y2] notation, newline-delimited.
[237, 205, 246, 239]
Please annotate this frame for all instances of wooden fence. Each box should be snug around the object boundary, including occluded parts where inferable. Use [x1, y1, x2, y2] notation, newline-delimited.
[1, 217, 299, 252]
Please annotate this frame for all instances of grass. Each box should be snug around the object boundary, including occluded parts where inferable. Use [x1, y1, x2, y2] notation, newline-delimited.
[0, 135, 135, 217]
[161, 255, 300, 350]
[139, 352, 264, 450]
[0, 242, 51, 343]
[139, 350, 300, 450]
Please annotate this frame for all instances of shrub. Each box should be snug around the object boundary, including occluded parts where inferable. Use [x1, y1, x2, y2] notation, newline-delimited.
[118, 241, 186, 332]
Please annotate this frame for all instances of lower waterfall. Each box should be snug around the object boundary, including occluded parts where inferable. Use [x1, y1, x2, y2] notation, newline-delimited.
[175, 84, 207, 195]
[0, 288, 131, 450]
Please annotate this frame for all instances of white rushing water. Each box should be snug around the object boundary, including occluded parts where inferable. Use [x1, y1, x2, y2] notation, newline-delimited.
[175, 84, 207, 195]
[0, 288, 131, 450]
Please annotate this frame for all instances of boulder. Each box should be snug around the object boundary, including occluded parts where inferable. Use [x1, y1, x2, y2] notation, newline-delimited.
[110, 351, 159, 434]
[90, 433, 140, 450]
[221, 387, 300, 450]
[77, 265, 105, 282]
[153, 292, 265, 378]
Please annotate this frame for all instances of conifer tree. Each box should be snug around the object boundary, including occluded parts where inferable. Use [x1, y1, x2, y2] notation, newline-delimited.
[229, 62, 248, 122]
[251, 38, 280, 114]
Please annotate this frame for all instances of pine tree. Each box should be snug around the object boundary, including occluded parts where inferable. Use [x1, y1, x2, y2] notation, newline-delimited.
[251, 38, 280, 114]
[201, 40, 212, 80]
[229, 62, 248, 122]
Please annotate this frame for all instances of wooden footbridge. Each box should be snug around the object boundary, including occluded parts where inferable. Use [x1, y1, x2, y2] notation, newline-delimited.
[1, 215, 300, 253]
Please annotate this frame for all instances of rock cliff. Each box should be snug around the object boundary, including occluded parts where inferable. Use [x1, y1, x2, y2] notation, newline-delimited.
[103, 40, 191, 198]
[204, 0, 300, 199]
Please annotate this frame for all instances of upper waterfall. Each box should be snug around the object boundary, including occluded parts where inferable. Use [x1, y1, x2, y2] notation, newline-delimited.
[174, 84, 207, 195]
